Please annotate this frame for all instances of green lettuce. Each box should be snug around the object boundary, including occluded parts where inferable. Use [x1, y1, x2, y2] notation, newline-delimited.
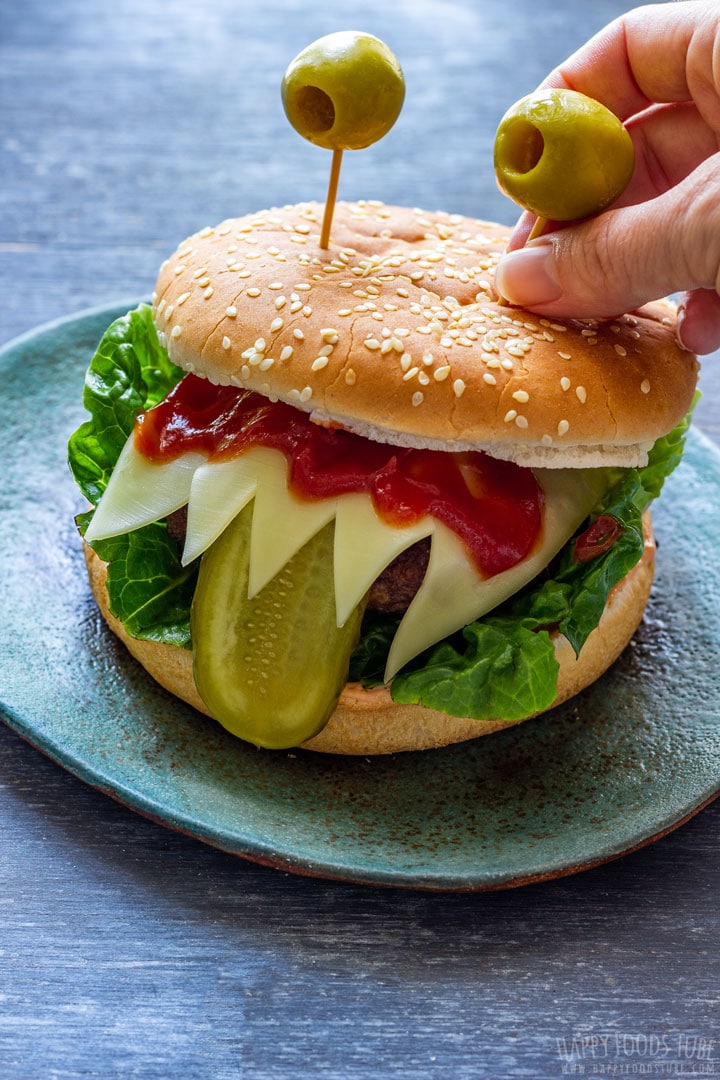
[68, 305, 195, 647]
[68, 304, 694, 719]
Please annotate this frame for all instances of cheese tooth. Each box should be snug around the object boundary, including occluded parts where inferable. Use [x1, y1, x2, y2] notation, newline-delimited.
[85, 437, 205, 543]
[384, 466, 609, 680]
[246, 447, 337, 597]
[182, 455, 260, 565]
[332, 493, 433, 628]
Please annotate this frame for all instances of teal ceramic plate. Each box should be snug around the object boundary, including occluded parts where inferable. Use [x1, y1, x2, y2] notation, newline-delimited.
[1, 304, 719, 890]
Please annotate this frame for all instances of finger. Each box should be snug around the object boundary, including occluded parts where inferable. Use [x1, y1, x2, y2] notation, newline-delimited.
[494, 155, 720, 350]
[677, 288, 720, 354]
[617, 101, 720, 206]
[541, 1, 711, 120]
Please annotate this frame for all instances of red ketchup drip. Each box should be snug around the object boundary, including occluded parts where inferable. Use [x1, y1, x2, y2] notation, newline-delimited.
[134, 375, 544, 578]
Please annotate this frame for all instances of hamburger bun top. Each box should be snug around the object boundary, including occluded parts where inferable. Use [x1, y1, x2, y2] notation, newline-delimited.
[152, 201, 699, 468]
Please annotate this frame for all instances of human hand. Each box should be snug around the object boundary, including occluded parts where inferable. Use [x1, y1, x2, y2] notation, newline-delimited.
[494, 0, 720, 355]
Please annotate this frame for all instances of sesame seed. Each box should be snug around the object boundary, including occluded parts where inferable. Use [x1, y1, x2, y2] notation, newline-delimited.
[403, 367, 420, 381]
[318, 344, 333, 356]
[515, 415, 529, 429]
[364, 339, 381, 351]
[254, 338, 266, 352]
[299, 386, 312, 403]
[641, 379, 651, 394]
[400, 353, 413, 372]
[558, 351, 572, 360]
[259, 357, 274, 372]
[302, 306, 312, 317]
[504, 409, 517, 423]
[225, 306, 237, 317]
[193, 267, 208, 279]
[501, 359, 514, 371]
[557, 419, 570, 437]
[614, 344, 628, 356]
[270, 318, 284, 333]
[512, 389, 530, 403]
[171, 325, 182, 338]
[434, 366, 451, 382]
[290, 300, 303, 314]
[418, 371, 430, 386]
[204, 286, 214, 299]
[483, 373, 497, 386]
[177, 292, 191, 306]
[222, 336, 231, 351]
[311, 356, 329, 372]
[321, 328, 339, 342]
[274, 296, 286, 310]
[295, 283, 311, 292]
[338, 308, 352, 317]
[280, 346, 293, 362]
[247, 288, 261, 297]
[453, 379, 466, 398]
[412, 391, 424, 407]
[576, 386, 587, 404]
[541, 434, 553, 447]
[345, 368, 356, 385]
[293, 329, 304, 341]
[560, 377, 571, 391]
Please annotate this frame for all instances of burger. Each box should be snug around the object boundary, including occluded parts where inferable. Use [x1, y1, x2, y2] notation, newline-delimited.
[68, 200, 699, 754]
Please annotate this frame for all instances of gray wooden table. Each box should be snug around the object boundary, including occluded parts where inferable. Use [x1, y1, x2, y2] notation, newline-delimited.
[1, 1, 718, 1076]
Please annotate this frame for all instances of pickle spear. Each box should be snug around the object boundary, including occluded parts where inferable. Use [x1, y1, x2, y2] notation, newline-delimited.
[191, 503, 365, 749]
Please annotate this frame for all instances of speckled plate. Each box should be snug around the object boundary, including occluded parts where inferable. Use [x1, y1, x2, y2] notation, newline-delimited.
[1, 303, 719, 890]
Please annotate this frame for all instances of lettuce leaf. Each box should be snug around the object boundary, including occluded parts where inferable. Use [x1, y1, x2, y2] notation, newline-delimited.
[68, 304, 184, 505]
[68, 305, 194, 646]
[68, 304, 694, 717]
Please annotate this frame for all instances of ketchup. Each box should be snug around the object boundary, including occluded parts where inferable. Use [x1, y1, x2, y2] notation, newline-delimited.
[134, 374, 544, 579]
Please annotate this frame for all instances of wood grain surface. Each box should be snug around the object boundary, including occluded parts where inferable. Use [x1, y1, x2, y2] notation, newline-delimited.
[1, 1, 718, 1077]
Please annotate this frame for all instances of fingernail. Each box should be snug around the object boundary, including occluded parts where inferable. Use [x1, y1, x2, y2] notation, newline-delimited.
[495, 240, 562, 307]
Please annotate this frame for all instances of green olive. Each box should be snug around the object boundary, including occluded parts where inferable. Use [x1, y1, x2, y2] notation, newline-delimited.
[281, 31, 405, 151]
[494, 88, 634, 221]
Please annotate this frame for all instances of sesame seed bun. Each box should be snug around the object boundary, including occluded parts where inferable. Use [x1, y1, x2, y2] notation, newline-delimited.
[83, 518, 655, 755]
[152, 201, 699, 468]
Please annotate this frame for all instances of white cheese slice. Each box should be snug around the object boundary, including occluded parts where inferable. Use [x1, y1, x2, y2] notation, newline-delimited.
[384, 467, 608, 680]
[182, 456, 259, 565]
[84, 437, 205, 543]
[243, 448, 338, 598]
[332, 493, 434, 628]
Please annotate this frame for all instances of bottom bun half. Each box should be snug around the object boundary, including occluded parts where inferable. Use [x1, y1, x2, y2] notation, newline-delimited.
[83, 516, 655, 755]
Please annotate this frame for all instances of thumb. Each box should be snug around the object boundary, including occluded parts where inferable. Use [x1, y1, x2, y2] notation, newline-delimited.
[494, 156, 720, 331]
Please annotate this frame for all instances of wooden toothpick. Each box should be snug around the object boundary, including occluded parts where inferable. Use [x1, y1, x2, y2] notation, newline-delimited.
[526, 216, 548, 242]
[319, 149, 343, 249]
